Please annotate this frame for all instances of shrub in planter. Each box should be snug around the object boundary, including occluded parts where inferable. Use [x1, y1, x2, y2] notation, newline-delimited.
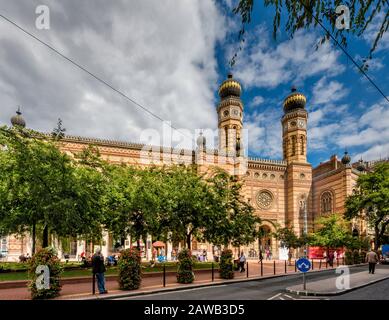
[353, 250, 361, 264]
[360, 251, 367, 263]
[345, 250, 353, 265]
[219, 249, 234, 279]
[118, 248, 142, 290]
[176, 249, 194, 284]
[28, 247, 63, 300]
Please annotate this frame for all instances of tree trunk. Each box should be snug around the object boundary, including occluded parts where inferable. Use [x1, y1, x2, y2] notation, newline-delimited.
[32, 223, 36, 255]
[186, 233, 191, 250]
[136, 239, 141, 250]
[42, 225, 49, 248]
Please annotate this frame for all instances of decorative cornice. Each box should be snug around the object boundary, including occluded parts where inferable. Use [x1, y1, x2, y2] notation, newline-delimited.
[217, 97, 243, 111]
[248, 157, 287, 171]
[312, 166, 361, 181]
[281, 109, 308, 122]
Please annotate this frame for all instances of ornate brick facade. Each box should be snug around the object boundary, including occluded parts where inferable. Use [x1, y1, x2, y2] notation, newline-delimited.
[2, 75, 366, 262]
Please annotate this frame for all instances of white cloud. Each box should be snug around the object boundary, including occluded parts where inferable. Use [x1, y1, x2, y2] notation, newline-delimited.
[311, 77, 349, 105]
[354, 143, 389, 162]
[249, 95, 265, 108]
[0, 0, 228, 150]
[233, 28, 345, 89]
[362, 12, 389, 52]
[244, 107, 283, 159]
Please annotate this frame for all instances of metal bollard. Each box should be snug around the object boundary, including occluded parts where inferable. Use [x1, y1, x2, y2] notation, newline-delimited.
[311, 259, 314, 270]
[163, 264, 166, 287]
[337, 258, 339, 267]
[212, 262, 214, 282]
[273, 260, 276, 275]
[246, 262, 249, 278]
[92, 273, 96, 295]
[319, 259, 322, 269]
[284, 260, 287, 274]
[294, 260, 297, 272]
[260, 260, 263, 276]
[326, 260, 328, 268]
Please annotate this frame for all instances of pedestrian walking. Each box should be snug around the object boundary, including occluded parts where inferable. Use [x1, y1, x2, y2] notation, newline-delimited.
[258, 249, 263, 263]
[288, 249, 293, 266]
[327, 251, 334, 267]
[92, 248, 108, 294]
[265, 249, 270, 260]
[203, 250, 207, 262]
[366, 249, 379, 274]
[239, 252, 246, 272]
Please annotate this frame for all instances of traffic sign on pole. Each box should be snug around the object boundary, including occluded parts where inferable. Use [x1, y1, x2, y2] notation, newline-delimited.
[296, 257, 311, 290]
[296, 258, 311, 273]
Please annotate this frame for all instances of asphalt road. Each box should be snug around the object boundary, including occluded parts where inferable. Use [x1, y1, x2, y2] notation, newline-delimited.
[116, 265, 388, 300]
[332, 277, 389, 300]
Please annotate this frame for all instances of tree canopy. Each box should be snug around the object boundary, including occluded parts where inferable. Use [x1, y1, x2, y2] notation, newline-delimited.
[309, 213, 353, 249]
[231, 0, 388, 69]
[345, 162, 389, 249]
[0, 126, 105, 253]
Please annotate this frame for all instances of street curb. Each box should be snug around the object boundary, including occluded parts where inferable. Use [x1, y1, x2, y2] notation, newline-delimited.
[74, 265, 367, 300]
[286, 271, 389, 296]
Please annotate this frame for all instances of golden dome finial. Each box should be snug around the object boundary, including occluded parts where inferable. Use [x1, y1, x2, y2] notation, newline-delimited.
[218, 73, 242, 99]
[283, 86, 306, 113]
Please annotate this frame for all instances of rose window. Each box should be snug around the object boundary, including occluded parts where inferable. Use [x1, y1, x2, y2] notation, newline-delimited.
[256, 190, 273, 209]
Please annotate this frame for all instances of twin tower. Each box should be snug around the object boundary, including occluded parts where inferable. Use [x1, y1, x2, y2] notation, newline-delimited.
[216, 74, 309, 165]
[217, 74, 312, 234]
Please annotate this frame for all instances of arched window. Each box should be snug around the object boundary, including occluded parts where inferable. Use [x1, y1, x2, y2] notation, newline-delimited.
[291, 135, 297, 156]
[320, 191, 333, 215]
[300, 135, 305, 155]
[224, 126, 228, 149]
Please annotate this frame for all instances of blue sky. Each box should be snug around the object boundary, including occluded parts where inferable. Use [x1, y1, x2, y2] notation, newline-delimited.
[0, 0, 388, 167]
[216, 0, 389, 165]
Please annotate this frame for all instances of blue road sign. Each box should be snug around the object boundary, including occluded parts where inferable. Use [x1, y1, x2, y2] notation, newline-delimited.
[296, 258, 311, 273]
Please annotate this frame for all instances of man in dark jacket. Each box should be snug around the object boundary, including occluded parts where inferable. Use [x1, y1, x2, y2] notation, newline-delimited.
[366, 250, 379, 274]
[92, 248, 107, 294]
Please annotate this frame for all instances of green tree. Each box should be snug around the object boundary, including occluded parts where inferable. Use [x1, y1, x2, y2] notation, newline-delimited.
[231, 0, 388, 68]
[205, 168, 261, 248]
[345, 162, 389, 249]
[0, 126, 105, 253]
[309, 213, 353, 251]
[162, 165, 217, 249]
[273, 226, 299, 249]
[103, 165, 163, 249]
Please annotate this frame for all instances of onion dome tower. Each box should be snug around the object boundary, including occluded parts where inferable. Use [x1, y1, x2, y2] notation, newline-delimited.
[283, 86, 307, 113]
[281, 87, 308, 163]
[217, 73, 243, 156]
[11, 107, 26, 128]
[282, 86, 312, 237]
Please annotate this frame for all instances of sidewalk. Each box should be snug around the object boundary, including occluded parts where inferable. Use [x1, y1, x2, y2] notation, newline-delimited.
[286, 264, 389, 296]
[0, 259, 348, 300]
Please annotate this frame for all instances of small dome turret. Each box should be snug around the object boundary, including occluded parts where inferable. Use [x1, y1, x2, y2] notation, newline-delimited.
[356, 158, 366, 172]
[196, 131, 206, 149]
[341, 151, 351, 165]
[11, 107, 26, 128]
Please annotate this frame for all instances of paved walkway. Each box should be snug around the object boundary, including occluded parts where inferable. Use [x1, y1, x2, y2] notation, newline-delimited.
[0, 259, 344, 300]
[286, 264, 389, 296]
